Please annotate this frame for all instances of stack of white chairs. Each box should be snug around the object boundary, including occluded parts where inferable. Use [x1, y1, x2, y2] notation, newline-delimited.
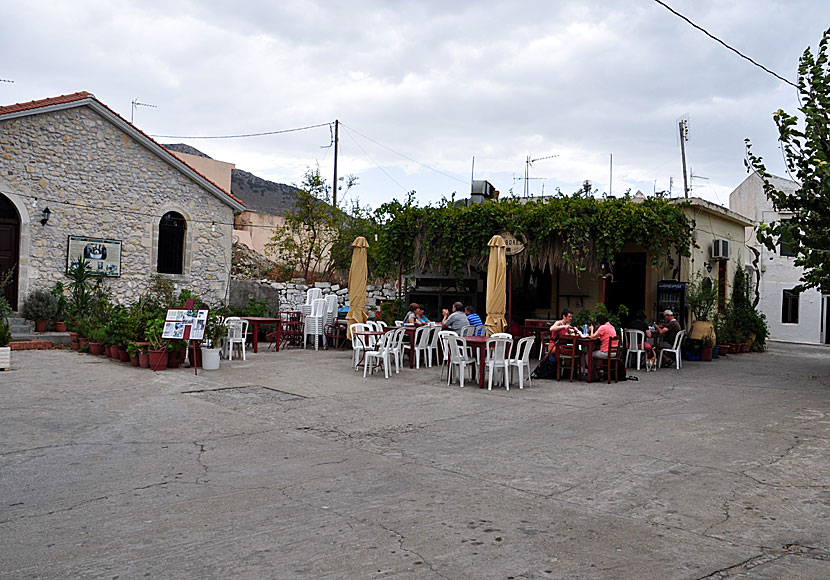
[506, 336, 535, 389]
[303, 298, 326, 350]
[485, 335, 514, 390]
[446, 334, 477, 388]
[220, 317, 249, 361]
[324, 294, 338, 328]
[301, 287, 323, 317]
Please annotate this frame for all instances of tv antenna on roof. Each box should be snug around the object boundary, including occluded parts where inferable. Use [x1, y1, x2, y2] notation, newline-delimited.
[131, 98, 157, 124]
[0, 79, 14, 83]
[522, 153, 558, 197]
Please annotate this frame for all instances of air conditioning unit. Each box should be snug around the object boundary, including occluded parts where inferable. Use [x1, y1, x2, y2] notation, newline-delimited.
[710, 239, 731, 260]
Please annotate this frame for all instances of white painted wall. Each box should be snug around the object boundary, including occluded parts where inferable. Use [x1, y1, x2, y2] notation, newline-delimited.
[729, 172, 824, 344]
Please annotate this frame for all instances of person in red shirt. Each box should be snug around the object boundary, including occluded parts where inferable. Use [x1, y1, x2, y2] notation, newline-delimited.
[548, 309, 574, 353]
[589, 314, 617, 362]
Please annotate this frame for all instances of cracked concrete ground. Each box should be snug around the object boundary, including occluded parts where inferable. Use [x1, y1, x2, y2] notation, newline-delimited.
[1, 341, 828, 579]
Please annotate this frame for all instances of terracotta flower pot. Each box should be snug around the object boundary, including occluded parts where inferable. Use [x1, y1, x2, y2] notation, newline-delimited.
[139, 352, 150, 368]
[701, 347, 713, 362]
[35, 319, 47, 332]
[718, 344, 730, 355]
[104, 346, 113, 358]
[129, 354, 139, 367]
[119, 348, 130, 363]
[110, 345, 120, 359]
[68, 332, 78, 342]
[147, 349, 168, 370]
[88, 342, 103, 355]
[167, 350, 182, 368]
[54, 321, 67, 332]
[70, 340, 80, 351]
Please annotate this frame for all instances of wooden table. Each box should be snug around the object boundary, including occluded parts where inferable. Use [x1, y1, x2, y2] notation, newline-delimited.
[241, 317, 280, 353]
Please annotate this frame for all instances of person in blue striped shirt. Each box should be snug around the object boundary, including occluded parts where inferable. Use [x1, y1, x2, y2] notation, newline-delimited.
[465, 305, 483, 328]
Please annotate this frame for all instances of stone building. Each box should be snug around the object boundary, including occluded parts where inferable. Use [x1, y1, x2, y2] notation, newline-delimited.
[0, 92, 245, 310]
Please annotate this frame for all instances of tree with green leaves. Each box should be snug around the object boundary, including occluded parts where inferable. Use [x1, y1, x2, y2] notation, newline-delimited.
[745, 28, 830, 293]
[266, 167, 358, 281]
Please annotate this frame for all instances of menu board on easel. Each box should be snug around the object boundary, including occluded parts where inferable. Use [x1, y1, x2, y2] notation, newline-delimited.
[162, 309, 209, 341]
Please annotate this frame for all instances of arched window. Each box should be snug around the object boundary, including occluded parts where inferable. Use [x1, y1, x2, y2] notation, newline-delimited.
[157, 211, 185, 274]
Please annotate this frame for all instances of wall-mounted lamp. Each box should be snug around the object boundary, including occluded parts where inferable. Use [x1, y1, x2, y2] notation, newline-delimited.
[40, 206, 51, 226]
[705, 262, 712, 273]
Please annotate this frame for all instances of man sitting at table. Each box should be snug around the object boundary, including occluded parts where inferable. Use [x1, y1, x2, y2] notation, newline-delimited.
[442, 301, 468, 333]
[464, 305, 483, 328]
[548, 308, 574, 353]
[589, 314, 617, 362]
[655, 309, 681, 365]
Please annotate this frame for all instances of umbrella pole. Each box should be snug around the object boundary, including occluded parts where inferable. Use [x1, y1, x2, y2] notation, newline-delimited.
[508, 257, 512, 334]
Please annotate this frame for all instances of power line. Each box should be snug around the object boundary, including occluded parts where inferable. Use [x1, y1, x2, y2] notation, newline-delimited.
[341, 126, 409, 194]
[340, 122, 469, 186]
[150, 121, 332, 140]
[652, 0, 797, 89]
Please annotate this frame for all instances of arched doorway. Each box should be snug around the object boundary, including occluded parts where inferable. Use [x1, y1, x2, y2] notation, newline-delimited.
[0, 194, 20, 310]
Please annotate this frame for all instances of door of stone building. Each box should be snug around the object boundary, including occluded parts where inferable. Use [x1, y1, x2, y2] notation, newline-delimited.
[0, 195, 20, 310]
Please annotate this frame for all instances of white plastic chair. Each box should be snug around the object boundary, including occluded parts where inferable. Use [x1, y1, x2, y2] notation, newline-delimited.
[303, 298, 326, 350]
[350, 322, 371, 370]
[388, 326, 407, 371]
[363, 330, 397, 378]
[411, 326, 435, 368]
[221, 317, 249, 361]
[446, 335, 477, 388]
[658, 330, 686, 370]
[460, 325, 477, 337]
[394, 320, 404, 327]
[624, 329, 646, 370]
[485, 336, 513, 390]
[301, 287, 323, 317]
[506, 336, 535, 389]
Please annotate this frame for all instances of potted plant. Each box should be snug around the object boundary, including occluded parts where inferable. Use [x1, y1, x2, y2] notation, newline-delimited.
[701, 333, 715, 361]
[146, 317, 168, 370]
[88, 326, 107, 355]
[686, 272, 718, 344]
[0, 299, 12, 370]
[20, 288, 59, 332]
[51, 282, 69, 332]
[200, 312, 224, 371]
[126, 341, 141, 367]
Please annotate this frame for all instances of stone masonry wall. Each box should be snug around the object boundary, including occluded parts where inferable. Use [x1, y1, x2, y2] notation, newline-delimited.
[231, 278, 397, 314]
[0, 106, 235, 304]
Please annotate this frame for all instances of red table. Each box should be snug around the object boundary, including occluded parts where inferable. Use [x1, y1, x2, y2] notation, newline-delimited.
[353, 330, 385, 370]
[464, 336, 490, 388]
[573, 336, 601, 382]
[387, 326, 417, 368]
[241, 317, 281, 353]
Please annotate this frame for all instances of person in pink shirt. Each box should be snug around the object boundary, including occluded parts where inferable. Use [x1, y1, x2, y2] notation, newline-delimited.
[588, 314, 617, 362]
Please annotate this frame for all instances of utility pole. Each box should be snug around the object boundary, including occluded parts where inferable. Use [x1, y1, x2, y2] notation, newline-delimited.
[679, 119, 689, 198]
[332, 119, 339, 208]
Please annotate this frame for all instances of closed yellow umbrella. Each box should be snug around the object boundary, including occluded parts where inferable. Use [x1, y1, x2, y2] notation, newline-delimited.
[484, 235, 507, 335]
[346, 236, 369, 339]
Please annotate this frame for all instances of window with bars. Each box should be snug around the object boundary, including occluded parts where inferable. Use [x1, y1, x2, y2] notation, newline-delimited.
[157, 211, 185, 274]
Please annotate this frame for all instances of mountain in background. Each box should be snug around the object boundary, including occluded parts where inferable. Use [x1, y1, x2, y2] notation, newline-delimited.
[163, 143, 301, 215]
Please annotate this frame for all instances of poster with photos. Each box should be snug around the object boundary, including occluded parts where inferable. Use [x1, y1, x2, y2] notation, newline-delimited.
[163, 309, 209, 340]
[66, 236, 122, 277]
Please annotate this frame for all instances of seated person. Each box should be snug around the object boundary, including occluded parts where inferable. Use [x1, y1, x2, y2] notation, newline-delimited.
[589, 314, 617, 361]
[655, 309, 681, 349]
[548, 308, 574, 352]
[626, 309, 654, 351]
[464, 306, 483, 329]
[414, 304, 430, 325]
[441, 301, 468, 333]
[403, 303, 420, 325]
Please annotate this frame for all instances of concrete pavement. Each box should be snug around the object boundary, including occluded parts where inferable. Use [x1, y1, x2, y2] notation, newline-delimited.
[1, 342, 828, 579]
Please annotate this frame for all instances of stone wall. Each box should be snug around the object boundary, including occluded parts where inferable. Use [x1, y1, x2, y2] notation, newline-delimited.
[0, 105, 236, 304]
[231, 278, 398, 313]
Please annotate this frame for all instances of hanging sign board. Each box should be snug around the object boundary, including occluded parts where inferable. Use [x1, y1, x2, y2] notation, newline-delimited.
[500, 232, 526, 256]
[163, 308, 209, 341]
[66, 236, 122, 277]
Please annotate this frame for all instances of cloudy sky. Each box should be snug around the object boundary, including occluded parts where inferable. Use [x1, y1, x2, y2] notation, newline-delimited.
[2, 1, 828, 211]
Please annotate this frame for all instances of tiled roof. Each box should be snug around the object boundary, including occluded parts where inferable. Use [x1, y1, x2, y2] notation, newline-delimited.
[0, 91, 245, 208]
[0, 91, 94, 115]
